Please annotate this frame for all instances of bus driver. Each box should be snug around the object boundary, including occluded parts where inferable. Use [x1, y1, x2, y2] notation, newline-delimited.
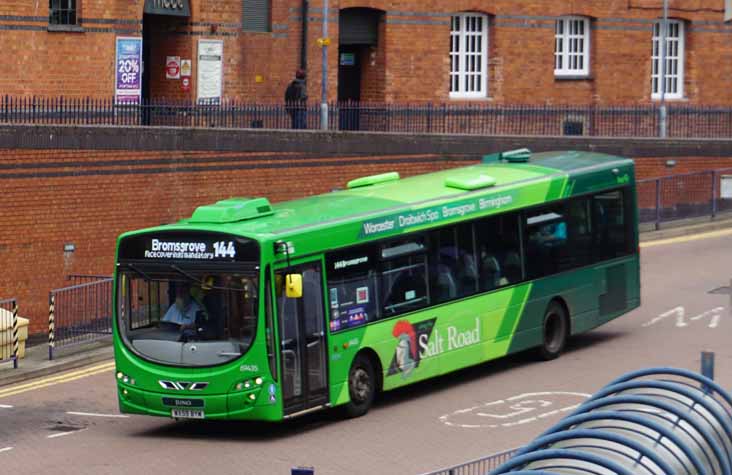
[162, 282, 203, 331]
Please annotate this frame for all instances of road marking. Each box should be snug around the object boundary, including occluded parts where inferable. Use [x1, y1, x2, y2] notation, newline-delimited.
[47, 428, 87, 439]
[641, 228, 732, 248]
[644, 306, 724, 328]
[440, 391, 590, 429]
[643, 306, 684, 327]
[66, 412, 129, 419]
[0, 404, 13, 409]
[0, 362, 115, 399]
[0, 447, 13, 454]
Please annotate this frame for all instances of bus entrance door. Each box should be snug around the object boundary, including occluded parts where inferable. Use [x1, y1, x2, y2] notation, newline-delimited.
[277, 263, 329, 416]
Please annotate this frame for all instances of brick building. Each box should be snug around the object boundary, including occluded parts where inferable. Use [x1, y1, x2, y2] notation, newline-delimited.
[1, 1, 732, 105]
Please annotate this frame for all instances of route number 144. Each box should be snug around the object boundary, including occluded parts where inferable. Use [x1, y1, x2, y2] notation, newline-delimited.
[213, 241, 236, 258]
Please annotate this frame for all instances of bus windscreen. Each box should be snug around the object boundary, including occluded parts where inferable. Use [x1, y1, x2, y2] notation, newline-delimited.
[116, 267, 259, 367]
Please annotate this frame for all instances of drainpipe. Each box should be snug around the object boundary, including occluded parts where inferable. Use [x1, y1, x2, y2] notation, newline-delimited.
[300, 0, 308, 70]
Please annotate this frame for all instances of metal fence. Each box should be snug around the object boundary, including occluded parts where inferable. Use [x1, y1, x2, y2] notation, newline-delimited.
[0, 298, 19, 369]
[638, 168, 732, 229]
[48, 277, 112, 360]
[5, 96, 732, 138]
[417, 448, 518, 475]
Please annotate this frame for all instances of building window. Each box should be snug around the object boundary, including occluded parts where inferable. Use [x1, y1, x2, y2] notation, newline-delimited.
[49, 0, 77, 26]
[652, 20, 684, 99]
[450, 13, 488, 99]
[242, 0, 271, 32]
[555, 16, 590, 77]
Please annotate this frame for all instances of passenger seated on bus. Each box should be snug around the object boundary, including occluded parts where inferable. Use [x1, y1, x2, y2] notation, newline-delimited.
[480, 253, 501, 291]
[500, 250, 521, 284]
[456, 252, 479, 296]
[434, 263, 457, 302]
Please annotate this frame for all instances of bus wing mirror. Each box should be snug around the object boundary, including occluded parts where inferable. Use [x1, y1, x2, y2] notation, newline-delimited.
[285, 274, 303, 298]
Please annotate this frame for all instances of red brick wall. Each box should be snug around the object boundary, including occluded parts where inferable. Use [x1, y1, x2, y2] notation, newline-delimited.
[2, 1, 730, 105]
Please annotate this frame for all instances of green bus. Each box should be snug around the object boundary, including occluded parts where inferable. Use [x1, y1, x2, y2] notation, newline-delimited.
[113, 149, 640, 421]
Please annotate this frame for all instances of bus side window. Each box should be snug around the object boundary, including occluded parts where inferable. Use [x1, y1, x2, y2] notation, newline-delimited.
[474, 212, 522, 290]
[430, 223, 478, 301]
[380, 239, 429, 317]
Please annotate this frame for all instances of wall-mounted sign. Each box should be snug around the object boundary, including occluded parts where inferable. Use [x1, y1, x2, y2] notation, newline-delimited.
[166, 56, 181, 79]
[197, 39, 223, 104]
[181, 77, 191, 92]
[340, 53, 355, 66]
[144, 0, 190, 17]
[180, 59, 192, 77]
[115, 37, 142, 104]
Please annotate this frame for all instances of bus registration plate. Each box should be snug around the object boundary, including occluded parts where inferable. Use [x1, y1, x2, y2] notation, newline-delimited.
[171, 409, 204, 419]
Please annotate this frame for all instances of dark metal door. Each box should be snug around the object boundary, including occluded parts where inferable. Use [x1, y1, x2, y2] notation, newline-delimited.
[277, 262, 329, 415]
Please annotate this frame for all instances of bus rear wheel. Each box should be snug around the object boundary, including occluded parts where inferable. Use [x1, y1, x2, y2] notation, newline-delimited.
[344, 354, 375, 418]
[538, 301, 568, 361]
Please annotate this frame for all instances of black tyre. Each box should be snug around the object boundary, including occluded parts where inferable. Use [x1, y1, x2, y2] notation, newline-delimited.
[344, 354, 376, 418]
[538, 301, 569, 361]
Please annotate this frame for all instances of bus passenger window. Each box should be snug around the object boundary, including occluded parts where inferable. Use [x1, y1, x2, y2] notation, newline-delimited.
[525, 206, 568, 279]
[474, 213, 522, 290]
[380, 239, 429, 317]
[430, 223, 478, 302]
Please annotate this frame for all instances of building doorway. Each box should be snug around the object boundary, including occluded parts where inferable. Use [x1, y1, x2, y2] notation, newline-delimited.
[141, 0, 191, 112]
[338, 8, 383, 130]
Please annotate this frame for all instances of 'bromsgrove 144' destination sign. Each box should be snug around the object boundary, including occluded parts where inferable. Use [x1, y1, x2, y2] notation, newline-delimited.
[359, 192, 516, 238]
[118, 232, 258, 263]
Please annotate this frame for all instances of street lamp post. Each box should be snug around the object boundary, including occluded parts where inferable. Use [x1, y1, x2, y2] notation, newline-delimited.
[320, 0, 329, 130]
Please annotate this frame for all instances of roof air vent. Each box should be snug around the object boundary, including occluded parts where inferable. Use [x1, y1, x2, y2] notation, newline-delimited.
[347, 172, 400, 189]
[189, 197, 273, 223]
[445, 175, 496, 190]
[483, 148, 532, 164]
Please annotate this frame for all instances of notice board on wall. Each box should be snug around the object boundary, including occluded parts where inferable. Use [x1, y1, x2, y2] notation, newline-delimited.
[197, 39, 223, 104]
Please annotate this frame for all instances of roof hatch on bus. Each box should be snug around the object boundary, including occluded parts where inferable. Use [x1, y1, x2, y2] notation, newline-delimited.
[189, 197, 274, 223]
[445, 174, 496, 190]
[347, 172, 400, 189]
[482, 148, 532, 164]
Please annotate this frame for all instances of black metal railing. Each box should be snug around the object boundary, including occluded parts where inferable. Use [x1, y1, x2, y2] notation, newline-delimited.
[638, 168, 732, 230]
[417, 448, 518, 475]
[48, 278, 112, 360]
[0, 298, 20, 368]
[5, 96, 732, 138]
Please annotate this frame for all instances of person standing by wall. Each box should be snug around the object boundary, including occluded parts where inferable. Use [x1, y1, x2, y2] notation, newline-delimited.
[284, 69, 308, 129]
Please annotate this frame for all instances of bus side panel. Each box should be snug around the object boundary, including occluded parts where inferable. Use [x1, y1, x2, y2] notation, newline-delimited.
[506, 255, 641, 354]
[329, 284, 533, 405]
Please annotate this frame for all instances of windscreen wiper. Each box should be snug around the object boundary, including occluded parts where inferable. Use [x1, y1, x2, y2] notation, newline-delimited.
[170, 264, 203, 285]
[127, 263, 152, 281]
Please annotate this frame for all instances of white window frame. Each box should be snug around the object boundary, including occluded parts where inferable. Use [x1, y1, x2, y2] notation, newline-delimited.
[450, 13, 488, 99]
[554, 16, 590, 77]
[651, 19, 685, 100]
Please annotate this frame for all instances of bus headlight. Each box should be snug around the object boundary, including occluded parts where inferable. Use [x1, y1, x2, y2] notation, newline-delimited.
[255, 377, 263, 385]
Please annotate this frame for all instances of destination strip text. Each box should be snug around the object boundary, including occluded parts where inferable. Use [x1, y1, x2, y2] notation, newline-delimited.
[360, 192, 515, 238]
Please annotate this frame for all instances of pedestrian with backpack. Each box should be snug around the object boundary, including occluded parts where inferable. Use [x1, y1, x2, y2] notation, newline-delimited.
[284, 69, 307, 129]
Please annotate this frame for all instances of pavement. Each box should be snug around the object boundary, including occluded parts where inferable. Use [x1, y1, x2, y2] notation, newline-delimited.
[1, 214, 732, 390]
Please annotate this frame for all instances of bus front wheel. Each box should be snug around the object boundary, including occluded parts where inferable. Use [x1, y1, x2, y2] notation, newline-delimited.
[538, 301, 568, 361]
[344, 354, 375, 418]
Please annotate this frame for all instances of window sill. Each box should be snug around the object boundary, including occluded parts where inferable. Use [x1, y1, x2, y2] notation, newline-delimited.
[651, 96, 687, 102]
[555, 74, 593, 81]
[48, 24, 85, 33]
[448, 96, 492, 102]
